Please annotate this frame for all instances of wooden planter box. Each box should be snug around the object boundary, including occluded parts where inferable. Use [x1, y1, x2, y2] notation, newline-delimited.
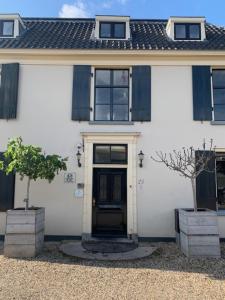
[4, 208, 45, 258]
[179, 209, 221, 258]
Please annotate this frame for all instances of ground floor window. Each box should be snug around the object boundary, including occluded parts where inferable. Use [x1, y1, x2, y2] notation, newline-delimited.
[216, 154, 225, 210]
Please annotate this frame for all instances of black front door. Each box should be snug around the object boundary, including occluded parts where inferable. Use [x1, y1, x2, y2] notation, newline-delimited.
[92, 168, 127, 236]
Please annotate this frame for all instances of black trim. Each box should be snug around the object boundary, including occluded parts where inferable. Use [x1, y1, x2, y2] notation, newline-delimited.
[44, 235, 81, 241]
[138, 237, 176, 242]
[174, 23, 201, 40]
[1, 235, 225, 243]
[94, 69, 129, 122]
[0, 20, 14, 37]
[99, 22, 126, 39]
[93, 144, 128, 164]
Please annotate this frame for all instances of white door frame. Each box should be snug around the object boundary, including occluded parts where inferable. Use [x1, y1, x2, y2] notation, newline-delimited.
[81, 132, 140, 240]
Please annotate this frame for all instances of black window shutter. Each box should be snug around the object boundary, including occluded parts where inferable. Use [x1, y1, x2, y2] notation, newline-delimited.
[132, 66, 151, 121]
[0, 153, 15, 212]
[72, 65, 91, 121]
[192, 66, 212, 121]
[0, 63, 19, 119]
[196, 150, 216, 210]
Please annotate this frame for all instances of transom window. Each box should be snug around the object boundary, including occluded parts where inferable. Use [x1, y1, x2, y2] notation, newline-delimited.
[0, 20, 14, 37]
[212, 70, 225, 121]
[95, 69, 129, 121]
[100, 22, 126, 39]
[93, 144, 127, 164]
[174, 23, 201, 40]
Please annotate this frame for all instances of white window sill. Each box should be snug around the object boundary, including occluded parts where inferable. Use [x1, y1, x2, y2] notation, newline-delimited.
[89, 121, 134, 125]
[211, 121, 225, 125]
[217, 210, 225, 216]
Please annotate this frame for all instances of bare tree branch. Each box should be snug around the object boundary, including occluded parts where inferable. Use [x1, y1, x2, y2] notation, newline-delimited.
[151, 139, 216, 211]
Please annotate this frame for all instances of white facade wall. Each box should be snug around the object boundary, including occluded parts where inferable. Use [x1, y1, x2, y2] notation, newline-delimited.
[1, 61, 225, 238]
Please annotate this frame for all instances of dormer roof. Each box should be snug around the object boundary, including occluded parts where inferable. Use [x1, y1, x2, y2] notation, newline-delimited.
[0, 15, 225, 51]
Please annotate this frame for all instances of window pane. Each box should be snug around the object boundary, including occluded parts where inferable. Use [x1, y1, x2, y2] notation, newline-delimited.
[3, 21, 13, 36]
[95, 146, 110, 163]
[96, 88, 110, 104]
[100, 23, 111, 38]
[99, 175, 107, 201]
[113, 105, 129, 121]
[111, 146, 127, 162]
[213, 70, 225, 88]
[113, 88, 129, 104]
[113, 70, 129, 86]
[114, 23, 125, 38]
[112, 175, 122, 201]
[214, 105, 225, 121]
[175, 24, 186, 39]
[189, 24, 200, 39]
[96, 70, 111, 86]
[213, 89, 225, 105]
[95, 105, 110, 121]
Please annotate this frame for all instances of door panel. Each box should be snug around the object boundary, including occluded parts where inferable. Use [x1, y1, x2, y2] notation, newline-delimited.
[92, 168, 127, 235]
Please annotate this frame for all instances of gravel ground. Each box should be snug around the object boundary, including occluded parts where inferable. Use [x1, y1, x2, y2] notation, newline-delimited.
[0, 242, 225, 300]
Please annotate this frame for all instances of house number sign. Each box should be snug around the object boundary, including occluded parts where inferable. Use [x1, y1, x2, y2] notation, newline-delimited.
[64, 172, 76, 183]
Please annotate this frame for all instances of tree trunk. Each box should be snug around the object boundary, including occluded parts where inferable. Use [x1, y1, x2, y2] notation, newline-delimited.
[25, 177, 31, 211]
[191, 178, 197, 212]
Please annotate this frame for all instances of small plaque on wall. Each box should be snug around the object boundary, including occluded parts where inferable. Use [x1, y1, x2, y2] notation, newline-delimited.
[64, 172, 76, 183]
[75, 189, 84, 198]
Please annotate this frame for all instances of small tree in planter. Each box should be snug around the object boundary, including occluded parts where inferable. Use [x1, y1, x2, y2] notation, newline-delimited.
[151, 140, 221, 258]
[151, 139, 215, 212]
[0, 137, 67, 258]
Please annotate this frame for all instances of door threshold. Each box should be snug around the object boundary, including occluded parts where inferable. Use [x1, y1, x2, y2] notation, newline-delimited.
[90, 234, 133, 243]
[92, 233, 127, 239]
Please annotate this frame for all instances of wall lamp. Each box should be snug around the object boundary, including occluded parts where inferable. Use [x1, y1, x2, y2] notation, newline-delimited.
[76, 148, 82, 168]
[138, 151, 144, 168]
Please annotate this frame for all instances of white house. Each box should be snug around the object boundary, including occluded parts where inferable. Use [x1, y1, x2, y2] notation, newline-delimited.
[1, 14, 225, 241]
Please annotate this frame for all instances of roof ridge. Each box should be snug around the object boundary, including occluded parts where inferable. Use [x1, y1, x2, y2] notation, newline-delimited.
[22, 17, 168, 22]
[22, 17, 96, 21]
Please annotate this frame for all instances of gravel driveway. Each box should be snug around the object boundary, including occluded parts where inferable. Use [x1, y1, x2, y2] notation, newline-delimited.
[0, 242, 225, 300]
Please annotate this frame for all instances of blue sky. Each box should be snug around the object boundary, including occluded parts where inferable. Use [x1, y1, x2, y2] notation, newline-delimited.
[0, 0, 225, 26]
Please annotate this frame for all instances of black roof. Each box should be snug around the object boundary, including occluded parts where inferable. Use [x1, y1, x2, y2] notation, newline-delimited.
[0, 18, 225, 51]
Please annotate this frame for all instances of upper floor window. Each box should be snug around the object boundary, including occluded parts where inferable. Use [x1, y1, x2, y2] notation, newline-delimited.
[212, 70, 225, 121]
[100, 22, 126, 39]
[174, 23, 201, 40]
[94, 69, 129, 121]
[0, 20, 14, 37]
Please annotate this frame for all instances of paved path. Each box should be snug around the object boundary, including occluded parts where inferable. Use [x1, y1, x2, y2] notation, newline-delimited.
[60, 241, 157, 261]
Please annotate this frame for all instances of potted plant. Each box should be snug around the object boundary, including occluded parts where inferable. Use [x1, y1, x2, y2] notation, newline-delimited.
[152, 140, 221, 258]
[0, 137, 67, 258]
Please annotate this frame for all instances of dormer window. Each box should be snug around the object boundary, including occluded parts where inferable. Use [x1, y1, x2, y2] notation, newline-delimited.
[166, 17, 206, 41]
[0, 14, 26, 38]
[100, 22, 126, 39]
[0, 20, 14, 37]
[174, 23, 201, 40]
[95, 16, 130, 40]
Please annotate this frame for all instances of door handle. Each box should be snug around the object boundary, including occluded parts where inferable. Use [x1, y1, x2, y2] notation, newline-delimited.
[93, 198, 96, 207]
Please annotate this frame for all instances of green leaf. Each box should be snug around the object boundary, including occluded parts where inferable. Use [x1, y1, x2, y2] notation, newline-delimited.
[1, 136, 68, 188]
